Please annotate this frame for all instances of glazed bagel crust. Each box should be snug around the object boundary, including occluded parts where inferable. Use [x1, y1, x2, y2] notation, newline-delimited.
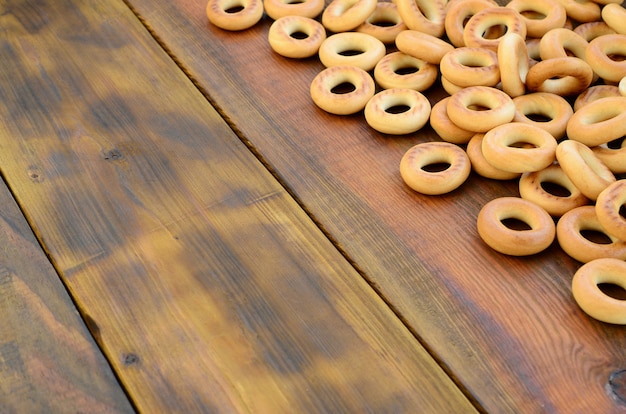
[400, 142, 471, 195]
[592, 139, 626, 174]
[555, 139, 616, 201]
[498, 33, 529, 98]
[463, 7, 527, 51]
[446, 86, 516, 132]
[321, 0, 377, 32]
[481, 122, 558, 173]
[364, 88, 431, 135]
[602, 3, 626, 35]
[467, 133, 521, 180]
[264, 0, 324, 19]
[566, 97, 626, 147]
[557, 206, 626, 263]
[310, 65, 375, 115]
[519, 164, 588, 216]
[268, 16, 327, 58]
[429, 97, 476, 144]
[477, 197, 556, 256]
[572, 258, 626, 324]
[373, 52, 438, 91]
[318, 32, 386, 71]
[512, 92, 573, 139]
[206, 0, 264, 30]
[356, 2, 407, 44]
[595, 180, 626, 241]
[395, 0, 446, 37]
[506, 0, 567, 38]
[439, 47, 500, 87]
[585, 34, 626, 82]
[573, 85, 621, 111]
[395, 30, 454, 64]
[525, 57, 593, 96]
[444, 0, 498, 47]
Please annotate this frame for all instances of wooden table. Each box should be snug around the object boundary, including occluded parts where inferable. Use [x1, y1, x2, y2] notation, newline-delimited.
[1, 0, 625, 412]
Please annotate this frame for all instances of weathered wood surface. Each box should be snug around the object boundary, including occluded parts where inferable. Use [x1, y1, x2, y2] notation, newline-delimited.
[0, 181, 134, 411]
[0, 0, 477, 412]
[123, 0, 626, 412]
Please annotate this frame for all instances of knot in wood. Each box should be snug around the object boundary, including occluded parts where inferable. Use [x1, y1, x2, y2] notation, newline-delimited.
[609, 369, 626, 404]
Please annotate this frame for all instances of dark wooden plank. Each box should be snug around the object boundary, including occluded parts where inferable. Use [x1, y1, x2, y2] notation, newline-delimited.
[125, 1, 626, 412]
[0, 0, 477, 412]
[0, 182, 133, 411]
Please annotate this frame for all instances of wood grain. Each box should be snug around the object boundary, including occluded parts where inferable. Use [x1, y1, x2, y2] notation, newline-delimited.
[124, 0, 626, 412]
[0, 0, 476, 412]
[0, 178, 133, 410]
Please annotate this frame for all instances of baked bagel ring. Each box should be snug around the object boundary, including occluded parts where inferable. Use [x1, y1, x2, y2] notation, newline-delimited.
[481, 122, 557, 173]
[519, 164, 589, 217]
[566, 97, 626, 147]
[585, 34, 626, 83]
[557, 206, 626, 263]
[595, 180, 626, 241]
[364, 88, 431, 135]
[446, 86, 516, 133]
[477, 196, 556, 256]
[467, 133, 521, 180]
[525, 57, 593, 96]
[268, 16, 327, 58]
[263, 0, 324, 20]
[206, 0, 264, 31]
[310, 65, 375, 115]
[556, 140, 616, 201]
[512, 92, 573, 139]
[572, 258, 626, 324]
[322, 0, 377, 32]
[463, 7, 527, 52]
[430, 97, 476, 144]
[400, 142, 471, 195]
[592, 138, 626, 174]
[318, 32, 386, 71]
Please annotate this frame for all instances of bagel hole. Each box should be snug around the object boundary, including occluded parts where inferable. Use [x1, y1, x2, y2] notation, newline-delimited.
[524, 112, 553, 123]
[285, 0, 305, 4]
[520, 10, 546, 20]
[508, 140, 537, 149]
[289, 31, 309, 40]
[394, 65, 419, 75]
[540, 181, 571, 197]
[500, 217, 532, 231]
[597, 283, 626, 300]
[564, 48, 577, 58]
[467, 104, 491, 111]
[608, 53, 626, 63]
[482, 24, 507, 39]
[369, 17, 398, 28]
[460, 57, 489, 68]
[607, 137, 625, 150]
[338, 48, 365, 57]
[421, 162, 451, 173]
[330, 82, 356, 94]
[620, 204, 626, 220]
[224, 4, 245, 13]
[580, 229, 613, 245]
[385, 104, 411, 114]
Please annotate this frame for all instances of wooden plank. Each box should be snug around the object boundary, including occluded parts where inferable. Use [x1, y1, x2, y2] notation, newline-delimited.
[0, 181, 133, 410]
[124, 1, 626, 412]
[0, 0, 477, 412]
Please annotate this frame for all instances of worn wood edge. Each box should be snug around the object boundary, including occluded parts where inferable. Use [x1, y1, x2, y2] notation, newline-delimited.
[0, 174, 134, 412]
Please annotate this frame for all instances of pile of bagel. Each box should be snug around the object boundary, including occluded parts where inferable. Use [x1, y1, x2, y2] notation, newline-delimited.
[205, 0, 626, 324]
